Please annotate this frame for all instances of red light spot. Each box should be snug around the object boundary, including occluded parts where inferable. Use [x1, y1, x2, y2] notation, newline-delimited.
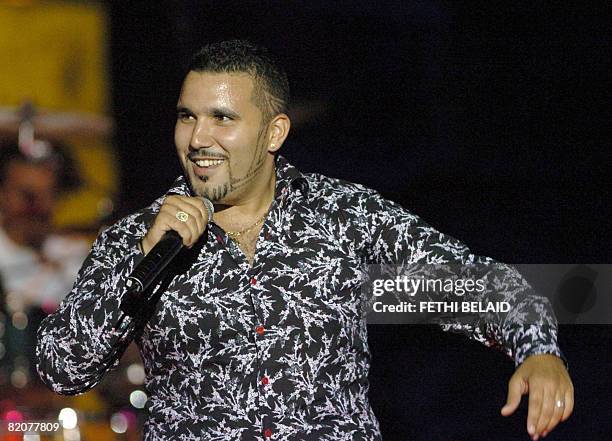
[4, 410, 23, 422]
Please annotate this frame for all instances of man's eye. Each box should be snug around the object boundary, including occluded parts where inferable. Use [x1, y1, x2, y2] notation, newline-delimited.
[214, 114, 232, 122]
[178, 113, 195, 122]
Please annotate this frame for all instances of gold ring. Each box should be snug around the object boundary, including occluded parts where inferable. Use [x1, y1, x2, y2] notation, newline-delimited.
[176, 211, 189, 223]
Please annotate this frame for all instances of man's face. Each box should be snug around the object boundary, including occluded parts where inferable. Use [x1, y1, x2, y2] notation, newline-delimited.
[175, 71, 272, 203]
[0, 160, 58, 247]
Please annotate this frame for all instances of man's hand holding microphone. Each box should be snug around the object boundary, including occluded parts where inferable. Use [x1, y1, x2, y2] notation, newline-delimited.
[121, 195, 214, 316]
[141, 195, 213, 254]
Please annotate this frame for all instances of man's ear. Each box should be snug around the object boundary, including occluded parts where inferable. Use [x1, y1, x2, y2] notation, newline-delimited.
[267, 113, 291, 153]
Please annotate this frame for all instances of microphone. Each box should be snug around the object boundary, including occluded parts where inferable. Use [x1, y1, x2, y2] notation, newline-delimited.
[120, 198, 214, 317]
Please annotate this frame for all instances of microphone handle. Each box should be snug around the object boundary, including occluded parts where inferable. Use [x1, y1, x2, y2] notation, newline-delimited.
[120, 230, 183, 316]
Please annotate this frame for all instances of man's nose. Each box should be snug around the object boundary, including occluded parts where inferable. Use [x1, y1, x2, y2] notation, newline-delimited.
[190, 119, 214, 149]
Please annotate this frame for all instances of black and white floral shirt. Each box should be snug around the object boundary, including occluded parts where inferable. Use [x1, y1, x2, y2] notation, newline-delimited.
[37, 155, 563, 440]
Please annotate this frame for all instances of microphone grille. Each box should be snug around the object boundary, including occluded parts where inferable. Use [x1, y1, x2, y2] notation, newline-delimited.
[202, 198, 214, 221]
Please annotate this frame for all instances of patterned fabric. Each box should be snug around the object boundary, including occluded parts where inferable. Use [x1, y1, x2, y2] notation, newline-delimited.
[37, 155, 563, 440]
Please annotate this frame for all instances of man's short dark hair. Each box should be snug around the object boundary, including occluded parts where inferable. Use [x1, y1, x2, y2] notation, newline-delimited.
[188, 40, 290, 122]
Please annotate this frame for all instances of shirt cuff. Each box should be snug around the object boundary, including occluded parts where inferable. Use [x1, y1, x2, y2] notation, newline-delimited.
[513, 323, 568, 370]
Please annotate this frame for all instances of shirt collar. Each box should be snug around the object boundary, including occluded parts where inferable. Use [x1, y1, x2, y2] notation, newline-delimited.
[274, 155, 309, 199]
[165, 175, 191, 197]
[163, 154, 309, 200]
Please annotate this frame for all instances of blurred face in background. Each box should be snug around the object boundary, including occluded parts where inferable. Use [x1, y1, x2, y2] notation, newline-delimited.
[0, 159, 58, 249]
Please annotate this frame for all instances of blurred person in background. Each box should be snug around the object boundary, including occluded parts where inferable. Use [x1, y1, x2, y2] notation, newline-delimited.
[0, 138, 89, 388]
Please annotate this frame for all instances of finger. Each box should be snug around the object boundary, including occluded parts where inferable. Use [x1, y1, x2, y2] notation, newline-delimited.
[527, 388, 543, 439]
[162, 194, 183, 207]
[156, 211, 194, 246]
[175, 201, 205, 239]
[143, 197, 199, 253]
[542, 394, 565, 437]
[181, 198, 210, 234]
[501, 375, 525, 416]
[161, 201, 202, 245]
[144, 210, 189, 246]
[535, 386, 554, 438]
[183, 197, 211, 224]
[168, 197, 209, 238]
[561, 386, 574, 421]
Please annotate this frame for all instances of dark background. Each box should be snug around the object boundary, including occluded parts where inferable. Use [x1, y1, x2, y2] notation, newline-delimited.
[109, 2, 611, 440]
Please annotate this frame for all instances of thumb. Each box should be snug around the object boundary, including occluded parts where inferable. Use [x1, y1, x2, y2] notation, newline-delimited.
[501, 374, 527, 416]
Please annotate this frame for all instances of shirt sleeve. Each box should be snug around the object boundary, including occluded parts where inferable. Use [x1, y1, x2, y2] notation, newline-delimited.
[36, 218, 147, 395]
[361, 189, 566, 367]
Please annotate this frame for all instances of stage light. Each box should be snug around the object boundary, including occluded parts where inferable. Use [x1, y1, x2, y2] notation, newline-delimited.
[58, 408, 78, 429]
[126, 363, 145, 384]
[110, 412, 128, 434]
[4, 410, 23, 421]
[129, 390, 147, 409]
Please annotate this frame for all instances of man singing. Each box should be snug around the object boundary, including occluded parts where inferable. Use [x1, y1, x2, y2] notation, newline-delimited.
[37, 40, 573, 440]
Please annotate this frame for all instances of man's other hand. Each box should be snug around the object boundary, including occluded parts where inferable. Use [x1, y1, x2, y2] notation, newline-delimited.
[501, 353, 574, 440]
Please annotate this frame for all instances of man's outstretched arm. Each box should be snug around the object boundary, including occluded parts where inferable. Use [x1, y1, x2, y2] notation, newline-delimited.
[360, 188, 573, 439]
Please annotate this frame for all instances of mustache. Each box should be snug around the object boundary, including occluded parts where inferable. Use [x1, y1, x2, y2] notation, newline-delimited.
[187, 149, 227, 160]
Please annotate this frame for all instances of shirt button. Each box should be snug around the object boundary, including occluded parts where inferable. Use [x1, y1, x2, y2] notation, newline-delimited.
[263, 428, 273, 438]
[250, 277, 257, 286]
[261, 376, 269, 385]
[255, 325, 265, 335]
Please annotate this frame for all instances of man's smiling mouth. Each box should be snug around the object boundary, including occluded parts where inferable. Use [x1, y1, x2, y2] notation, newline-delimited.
[189, 157, 226, 181]
[193, 158, 225, 167]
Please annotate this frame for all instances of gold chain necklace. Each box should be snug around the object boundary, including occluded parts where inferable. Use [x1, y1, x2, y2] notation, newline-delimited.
[226, 213, 267, 240]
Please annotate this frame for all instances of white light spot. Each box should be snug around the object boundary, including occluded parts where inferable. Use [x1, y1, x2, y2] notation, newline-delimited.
[110, 412, 128, 434]
[129, 390, 147, 409]
[97, 198, 114, 218]
[10, 368, 28, 388]
[126, 363, 146, 384]
[59, 408, 78, 429]
[24, 434, 41, 441]
[12, 312, 28, 330]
